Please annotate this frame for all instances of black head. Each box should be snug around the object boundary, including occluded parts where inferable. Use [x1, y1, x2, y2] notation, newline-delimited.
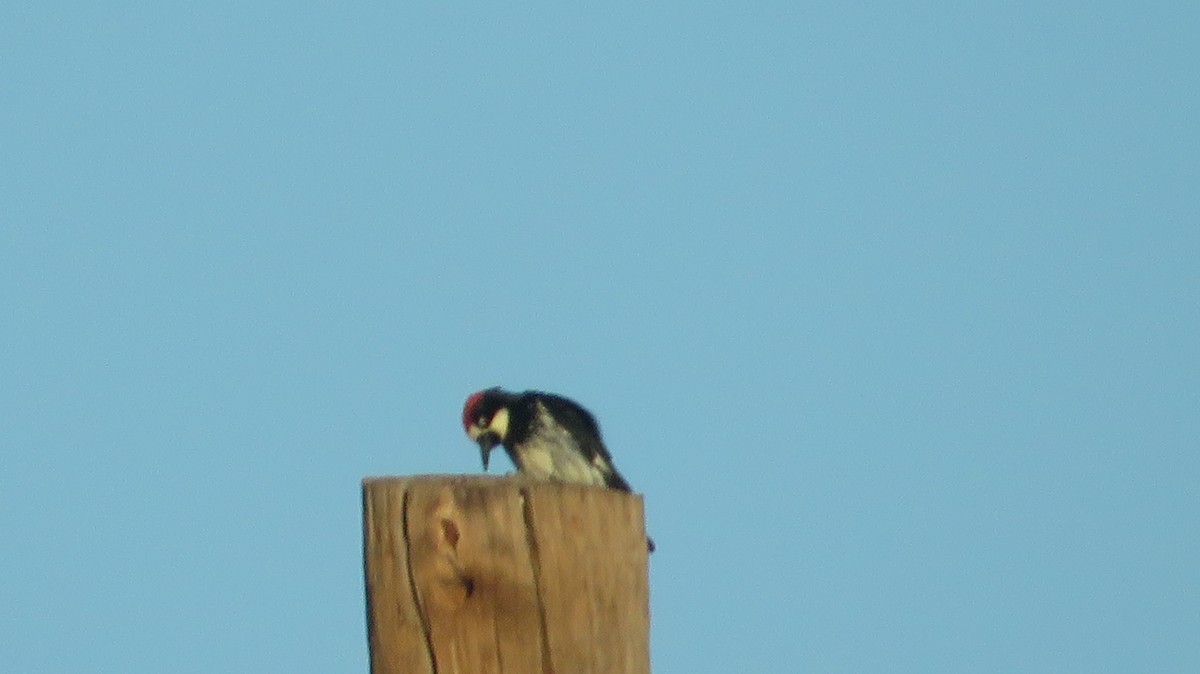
[462, 387, 514, 470]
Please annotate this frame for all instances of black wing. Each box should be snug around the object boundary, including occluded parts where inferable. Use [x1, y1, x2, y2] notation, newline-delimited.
[532, 391, 632, 492]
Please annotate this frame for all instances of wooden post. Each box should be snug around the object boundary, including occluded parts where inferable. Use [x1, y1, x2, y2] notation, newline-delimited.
[363, 475, 651, 674]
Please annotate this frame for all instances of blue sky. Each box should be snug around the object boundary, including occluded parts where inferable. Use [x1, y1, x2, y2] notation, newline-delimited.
[2, 2, 1197, 672]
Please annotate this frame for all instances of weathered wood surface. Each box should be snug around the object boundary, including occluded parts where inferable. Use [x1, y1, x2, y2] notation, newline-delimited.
[363, 475, 651, 674]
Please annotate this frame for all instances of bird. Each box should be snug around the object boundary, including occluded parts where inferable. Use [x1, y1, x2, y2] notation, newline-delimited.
[462, 387, 654, 551]
[462, 387, 632, 489]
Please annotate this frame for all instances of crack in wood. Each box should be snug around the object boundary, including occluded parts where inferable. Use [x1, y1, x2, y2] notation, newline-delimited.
[520, 488, 555, 674]
[402, 488, 439, 674]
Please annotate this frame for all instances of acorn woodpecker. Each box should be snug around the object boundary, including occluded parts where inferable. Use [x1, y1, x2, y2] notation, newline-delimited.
[462, 387, 633, 490]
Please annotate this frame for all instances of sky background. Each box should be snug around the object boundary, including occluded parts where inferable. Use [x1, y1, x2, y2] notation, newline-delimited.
[2, 2, 1197, 672]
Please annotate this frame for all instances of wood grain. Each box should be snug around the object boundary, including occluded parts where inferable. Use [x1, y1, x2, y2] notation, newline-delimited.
[363, 475, 651, 674]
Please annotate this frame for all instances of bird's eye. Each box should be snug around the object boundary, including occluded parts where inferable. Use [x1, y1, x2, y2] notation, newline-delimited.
[476, 415, 489, 427]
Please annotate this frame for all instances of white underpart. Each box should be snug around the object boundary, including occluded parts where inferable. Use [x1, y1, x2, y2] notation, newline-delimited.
[513, 401, 607, 486]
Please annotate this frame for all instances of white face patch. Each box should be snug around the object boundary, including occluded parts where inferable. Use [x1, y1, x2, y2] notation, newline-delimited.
[488, 407, 510, 439]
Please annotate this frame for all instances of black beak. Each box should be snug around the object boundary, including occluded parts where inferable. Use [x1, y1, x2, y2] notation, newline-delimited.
[477, 432, 500, 471]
